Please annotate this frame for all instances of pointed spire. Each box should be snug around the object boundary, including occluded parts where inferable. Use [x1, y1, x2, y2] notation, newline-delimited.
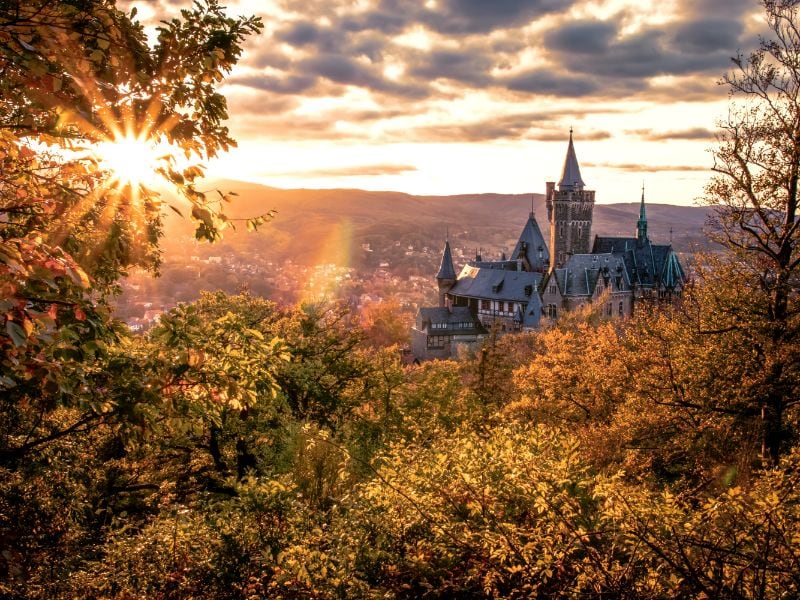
[637, 182, 648, 243]
[558, 127, 585, 191]
[436, 238, 456, 281]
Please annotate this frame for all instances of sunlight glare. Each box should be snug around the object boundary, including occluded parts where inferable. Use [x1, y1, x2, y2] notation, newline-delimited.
[95, 135, 162, 188]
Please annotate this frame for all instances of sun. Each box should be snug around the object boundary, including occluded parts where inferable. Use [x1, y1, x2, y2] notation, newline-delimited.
[95, 134, 163, 188]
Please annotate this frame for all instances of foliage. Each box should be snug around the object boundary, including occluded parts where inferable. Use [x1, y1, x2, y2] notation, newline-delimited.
[5, 0, 800, 597]
[598, 448, 800, 598]
[271, 301, 372, 429]
[704, 0, 800, 462]
[360, 299, 412, 348]
[0, 0, 264, 465]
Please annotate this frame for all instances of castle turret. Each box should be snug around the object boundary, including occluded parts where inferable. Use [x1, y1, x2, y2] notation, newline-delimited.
[436, 238, 456, 307]
[546, 129, 595, 270]
[510, 211, 549, 273]
[636, 183, 648, 245]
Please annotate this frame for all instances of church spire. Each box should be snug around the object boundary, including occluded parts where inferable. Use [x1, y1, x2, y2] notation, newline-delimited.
[558, 127, 586, 191]
[436, 238, 456, 281]
[637, 182, 648, 243]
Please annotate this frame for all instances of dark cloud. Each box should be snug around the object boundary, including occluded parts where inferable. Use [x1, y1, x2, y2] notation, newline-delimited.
[407, 48, 493, 86]
[421, 0, 572, 34]
[544, 20, 617, 55]
[506, 69, 599, 97]
[671, 19, 743, 53]
[228, 74, 318, 95]
[248, 49, 292, 70]
[630, 127, 717, 141]
[276, 21, 324, 47]
[538, 11, 755, 88]
[299, 53, 428, 97]
[205, 0, 759, 143]
[232, 0, 757, 113]
[339, 7, 409, 35]
[679, 0, 754, 18]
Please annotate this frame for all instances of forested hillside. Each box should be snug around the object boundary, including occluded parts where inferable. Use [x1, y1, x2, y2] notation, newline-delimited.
[1, 1, 799, 598]
[162, 181, 712, 267]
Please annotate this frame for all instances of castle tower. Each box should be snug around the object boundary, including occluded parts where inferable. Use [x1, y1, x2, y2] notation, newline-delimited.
[636, 183, 648, 245]
[546, 129, 595, 270]
[436, 237, 456, 307]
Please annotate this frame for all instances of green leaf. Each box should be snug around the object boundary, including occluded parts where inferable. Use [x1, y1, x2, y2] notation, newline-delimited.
[6, 320, 27, 347]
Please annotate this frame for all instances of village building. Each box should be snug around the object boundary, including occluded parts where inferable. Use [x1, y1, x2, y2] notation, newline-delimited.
[411, 131, 686, 361]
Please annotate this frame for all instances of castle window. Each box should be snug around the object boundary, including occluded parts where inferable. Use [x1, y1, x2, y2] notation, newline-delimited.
[427, 335, 447, 349]
[619, 302, 624, 316]
[481, 299, 490, 311]
[549, 284, 556, 294]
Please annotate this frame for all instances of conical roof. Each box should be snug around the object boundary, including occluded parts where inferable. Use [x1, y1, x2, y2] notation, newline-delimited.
[558, 129, 585, 191]
[436, 239, 456, 280]
[510, 213, 549, 272]
[637, 184, 648, 242]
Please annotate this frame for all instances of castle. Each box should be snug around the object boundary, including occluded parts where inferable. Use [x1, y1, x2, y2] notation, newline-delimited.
[411, 131, 686, 361]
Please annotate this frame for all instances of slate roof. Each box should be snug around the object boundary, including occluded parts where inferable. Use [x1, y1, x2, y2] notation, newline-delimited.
[519, 296, 543, 328]
[436, 240, 456, 281]
[416, 306, 486, 335]
[559, 130, 585, 191]
[450, 264, 543, 303]
[471, 260, 521, 271]
[592, 236, 685, 290]
[510, 213, 550, 272]
[553, 253, 630, 298]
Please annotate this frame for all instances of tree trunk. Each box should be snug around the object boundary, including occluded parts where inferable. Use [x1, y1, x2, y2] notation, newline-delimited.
[209, 424, 227, 472]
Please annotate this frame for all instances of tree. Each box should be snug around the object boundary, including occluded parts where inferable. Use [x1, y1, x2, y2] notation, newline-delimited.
[704, 0, 800, 463]
[0, 0, 263, 462]
[359, 298, 411, 348]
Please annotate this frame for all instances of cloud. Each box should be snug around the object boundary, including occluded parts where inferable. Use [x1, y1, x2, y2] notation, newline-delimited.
[224, 93, 299, 116]
[298, 53, 429, 97]
[506, 69, 600, 97]
[535, 129, 611, 142]
[629, 128, 717, 141]
[389, 112, 612, 143]
[585, 161, 710, 173]
[544, 20, 617, 55]
[535, 12, 756, 103]
[420, 0, 574, 34]
[272, 164, 418, 177]
[678, 0, 754, 19]
[407, 48, 494, 85]
[275, 21, 324, 47]
[670, 19, 743, 53]
[229, 74, 318, 95]
[148, 0, 760, 147]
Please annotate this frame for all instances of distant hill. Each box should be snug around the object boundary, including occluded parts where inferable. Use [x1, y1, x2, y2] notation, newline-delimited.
[163, 179, 713, 267]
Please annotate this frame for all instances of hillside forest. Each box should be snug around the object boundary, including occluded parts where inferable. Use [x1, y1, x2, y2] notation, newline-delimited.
[1, 1, 800, 598]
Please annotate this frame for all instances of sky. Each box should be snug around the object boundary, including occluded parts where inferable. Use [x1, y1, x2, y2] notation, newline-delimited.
[131, 0, 766, 205]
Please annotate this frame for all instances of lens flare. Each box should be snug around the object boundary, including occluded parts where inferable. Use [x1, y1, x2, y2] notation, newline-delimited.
[95, 135, 162, 188]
